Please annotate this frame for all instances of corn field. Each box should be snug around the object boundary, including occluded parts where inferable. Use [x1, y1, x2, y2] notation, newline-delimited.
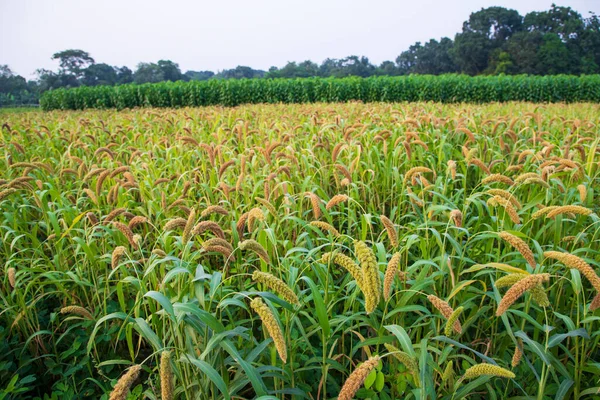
[40, 75, 600, 110]
[1, 102, 600, 399]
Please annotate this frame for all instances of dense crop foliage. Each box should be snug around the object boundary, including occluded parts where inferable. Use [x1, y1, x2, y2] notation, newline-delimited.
[40, 75, 600, 110]
[1, 102, 600, 399]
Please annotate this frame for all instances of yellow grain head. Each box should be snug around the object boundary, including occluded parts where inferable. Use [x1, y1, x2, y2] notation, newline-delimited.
[463, 364, 515, 379]
[250, 297, 287, 363]
[109, 365, 142, 400]
[338, 356, 380, 400]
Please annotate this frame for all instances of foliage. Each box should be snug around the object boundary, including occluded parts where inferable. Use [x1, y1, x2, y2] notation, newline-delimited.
[39, 74, 600, 110]
[1, 101, 600, 399]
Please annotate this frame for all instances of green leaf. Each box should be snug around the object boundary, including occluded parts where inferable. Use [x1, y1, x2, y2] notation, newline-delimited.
[187, 357, 231, 400]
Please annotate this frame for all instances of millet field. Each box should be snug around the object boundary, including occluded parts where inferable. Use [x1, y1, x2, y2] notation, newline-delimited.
[1, 101, 600, 399]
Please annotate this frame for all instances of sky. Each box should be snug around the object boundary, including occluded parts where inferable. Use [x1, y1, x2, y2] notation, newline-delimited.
[1, 0, 599, 79]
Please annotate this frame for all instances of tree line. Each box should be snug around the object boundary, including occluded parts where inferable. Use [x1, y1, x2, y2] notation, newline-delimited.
[2, 4, 599, 106]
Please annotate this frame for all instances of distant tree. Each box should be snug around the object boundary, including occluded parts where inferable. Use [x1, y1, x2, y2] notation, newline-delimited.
[524, 4, 584, 40]
[35, 68, 79, 91]
[0, 65, 28, 93]
[537, 33, 572, 74]
[579, 13, 600, 73]
[217, 66, 264, 79]
[453, 7, 523, 74]
[333, 56, 375, 77]
[503, 31, 544, 74]
[397, 38, 457, 74]
[185, 70, 215, 81]
[133, 63, 165, 84]
[51, 49, 95, 78]
[116, 66, 134, 84]
[376, 61, 400, 76]
[157, 60, 186, 81]
[81, 63, 117, 86]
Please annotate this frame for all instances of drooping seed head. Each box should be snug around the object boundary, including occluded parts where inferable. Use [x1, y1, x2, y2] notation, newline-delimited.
[463, 363, 515, 379]
[338, 356, 381, 400]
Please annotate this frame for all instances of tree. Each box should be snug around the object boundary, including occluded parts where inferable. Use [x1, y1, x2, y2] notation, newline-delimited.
[376, 61, 400, 76]
[81, 63, 117, 86]
[537, 33, 572, 74]
[504, 31, 544, 74]
[133, 63, 165, 84]
[157, 60, 186, 82]
[51, 49, 95, 77]
[0, 65, 28, 94]
[116, 66, 134, 84]
[217, 66, 264, 79]
[524, 5, 584, 40]
[396, 38, 457, 74]
[185, 70, 215, 81]
[453, 7, 523, 75]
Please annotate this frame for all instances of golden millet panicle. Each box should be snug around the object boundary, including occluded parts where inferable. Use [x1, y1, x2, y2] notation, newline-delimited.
[590, 292, 600, 311]
[427, 295, 462, 334]
[86, 212, 99, 225]
[202, 245, 233, 260]
[250, 297, 287, 363]
[495, 273, 528, 288]
[355, 240, 380, 313]
[104, 207, 126, 223]
[109, 365, 142, 400]
[468, 158, 491, 174]
[164, 218, 188, 232]
[487, 196, 521, 224]
[380, 215, 398, 247]
[545, 205, 592, 219]
[383, 252, 402, 301]
[444, 306, 464, 336]
[338, 356, 380, 400]
[447, 160, 457, 179]
[577, 184, 587, 202]
[404, 166, 434, 184]
[463, 364, 515, 379]
[236, 212, 249, 238]
[192, 221, 225, 239]
[384, 343, 420, 386]
[511, 340, 523, 367]
[60, 306, 94, 320]
[252, 271, 299, 305]
[304, 192, 322, 219]
[255, 197, 277, 217]
[182, 207, 196, 244]
[496, 273, 550, 316]
[113, 222, 138, 249]
[487, 189, 521, 209]
[128, 216, 148, 230]
[247, 207, 266, 232]
[326, 194, 349, 210]
[239, 239, 270, 263]
[309, 221, 340, 237]
[320, 252, 364, 289]
[8, 267, 16, 288]
[481, 174, 514, 186]
[201, 205, 229, 218]
[160, 351, 174, 400]
[449, 209, 463, 228]
[442, 361, 454, 387]
[543, 251, 600, 291]
[532, 206, 558, 219]
[111, 246, 126, 270]
[498, 232, 536, 268]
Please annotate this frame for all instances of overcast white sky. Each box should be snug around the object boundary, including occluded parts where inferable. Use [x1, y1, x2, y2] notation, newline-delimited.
[1, 0, 599, 78]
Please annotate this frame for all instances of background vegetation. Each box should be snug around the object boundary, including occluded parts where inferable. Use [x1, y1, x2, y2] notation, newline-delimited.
[39, 75, 600, 110]
[2, 4, 600, 106]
